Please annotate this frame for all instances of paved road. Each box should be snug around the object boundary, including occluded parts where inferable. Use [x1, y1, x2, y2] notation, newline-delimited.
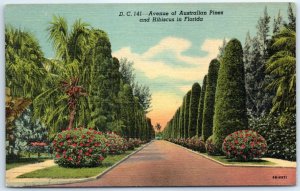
[49, 140, 296, 187]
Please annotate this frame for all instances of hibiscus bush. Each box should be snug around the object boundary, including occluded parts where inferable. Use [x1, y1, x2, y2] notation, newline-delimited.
[205, 136, 221, 156]
[53, 128, 108, 168]
[126, 138, 142, 150]
[186, 137, 206, 153]
[105, 132, 127, 154]
[222, 130, 267, 161]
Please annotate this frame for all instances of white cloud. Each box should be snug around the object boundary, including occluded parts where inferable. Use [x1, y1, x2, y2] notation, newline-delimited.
[113, 37, 223, 82]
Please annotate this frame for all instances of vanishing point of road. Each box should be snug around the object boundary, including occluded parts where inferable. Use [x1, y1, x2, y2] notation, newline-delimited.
[49, 140, 296, 187]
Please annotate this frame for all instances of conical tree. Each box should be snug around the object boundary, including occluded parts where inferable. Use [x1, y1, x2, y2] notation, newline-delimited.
[188, 83, 201, 137]
[183, 90, 191, 138]
[202, 59, 220, 141]
[213, 39, 248, 150]
[196, 75, 207, 137]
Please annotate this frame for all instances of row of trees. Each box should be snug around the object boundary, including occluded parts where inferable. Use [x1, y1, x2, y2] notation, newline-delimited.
[5, 16, 155, 157]
[162, 4, 296, 159]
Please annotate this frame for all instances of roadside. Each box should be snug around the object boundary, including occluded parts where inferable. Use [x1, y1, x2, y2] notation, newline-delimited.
[168, 141, 296, 168]
[6, 141, 152, 187]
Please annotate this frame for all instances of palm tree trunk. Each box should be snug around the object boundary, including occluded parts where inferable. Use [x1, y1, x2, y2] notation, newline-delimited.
[67, 108, 76, 130]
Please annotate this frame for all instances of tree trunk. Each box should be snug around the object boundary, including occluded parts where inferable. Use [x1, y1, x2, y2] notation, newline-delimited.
[67, 108, 76, 130]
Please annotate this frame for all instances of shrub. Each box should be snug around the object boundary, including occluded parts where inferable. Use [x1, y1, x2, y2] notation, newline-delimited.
[222, 130, 267, 161]
[205, 136, 221, 156]
[249, 115, 296, 161]
[105, 132, 127, 154]
[53, 128, 108, 168]
[213, 39, 248, 150]
[184, 137, 205, 152]
[126, 138, 142, 150]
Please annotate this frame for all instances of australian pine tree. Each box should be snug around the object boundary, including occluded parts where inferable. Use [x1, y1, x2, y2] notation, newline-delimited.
[202, 59, 220, 141]
[213, 39, 248, 150]
[184, 90, 191, 138]
[188, 83, 201, 137]
[196, 75, 207, 138]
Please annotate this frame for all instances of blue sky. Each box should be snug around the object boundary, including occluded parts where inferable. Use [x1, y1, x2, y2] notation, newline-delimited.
[4, 3, 293, 127]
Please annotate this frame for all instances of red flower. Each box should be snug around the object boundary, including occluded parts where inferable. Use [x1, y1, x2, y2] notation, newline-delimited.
[58, 134, 63, 139]
[59, 142, 64, 146]
[81, 135, 86, 139]
[66, 134, 71, 139]
[56, 154, 60, 158]
[80, 143, 84, 147]
[99, 156, 104, 161]
[68, 157, 73, 161]
[89, 148, 93, 153]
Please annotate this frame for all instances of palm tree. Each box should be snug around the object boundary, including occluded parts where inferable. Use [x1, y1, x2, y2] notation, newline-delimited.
[266, 26, 295, 125]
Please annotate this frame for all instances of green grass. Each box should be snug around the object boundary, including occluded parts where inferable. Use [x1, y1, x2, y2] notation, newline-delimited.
[18, 149, 137, 179]
[6, 154, 53, 170]
[202, 153, 276, 165]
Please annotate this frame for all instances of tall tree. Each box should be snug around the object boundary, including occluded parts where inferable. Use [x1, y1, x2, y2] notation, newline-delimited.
[213, 39, 248, 150]
[202, 59, 220, 141]
[188, 83, 201, 137]
[184, 90, 191, 138]
[196, 75, 207, 137]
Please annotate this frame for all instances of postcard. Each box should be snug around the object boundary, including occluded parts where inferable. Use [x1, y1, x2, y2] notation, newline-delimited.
[5, 2, 296, 187]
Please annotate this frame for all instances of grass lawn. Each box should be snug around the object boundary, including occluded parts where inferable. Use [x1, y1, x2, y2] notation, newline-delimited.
[6, 154, 53, 170]
[202, 153, 276, 165]
[18, 149, 137, 179]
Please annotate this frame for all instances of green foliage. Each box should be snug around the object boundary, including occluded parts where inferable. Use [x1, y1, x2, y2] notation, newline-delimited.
[53, 128, 108, 167]
[188, 83, 201, 137]
[249, 115, 296, 161]
[118, 84, 135, 138]
[213, 39, 248, 150]
[266, 27, 295, 125]
[5, 26, 47, 99]
[222, 130, 267, 161]
[184, 90, 191, 138]
[196, 75, 207, 137]
[12, 108, 49, 157]
[202, 60, 219, 141]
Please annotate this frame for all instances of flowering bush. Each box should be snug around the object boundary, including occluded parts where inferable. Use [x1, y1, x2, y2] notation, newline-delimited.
[205, 136, 221, 155]
[222, 130, 267, 161]
[53, 128, 108, 168]
[126, 138, 142, 150]
[185, 137, 206, 152]
[105, 132, 127, 154]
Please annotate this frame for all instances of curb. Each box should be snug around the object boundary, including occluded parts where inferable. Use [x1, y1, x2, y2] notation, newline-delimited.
[165, 140, 296, 168]
[7, 141, 154, 188]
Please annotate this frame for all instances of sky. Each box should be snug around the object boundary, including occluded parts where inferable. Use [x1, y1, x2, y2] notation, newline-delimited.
[4, 3, 293, 128]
